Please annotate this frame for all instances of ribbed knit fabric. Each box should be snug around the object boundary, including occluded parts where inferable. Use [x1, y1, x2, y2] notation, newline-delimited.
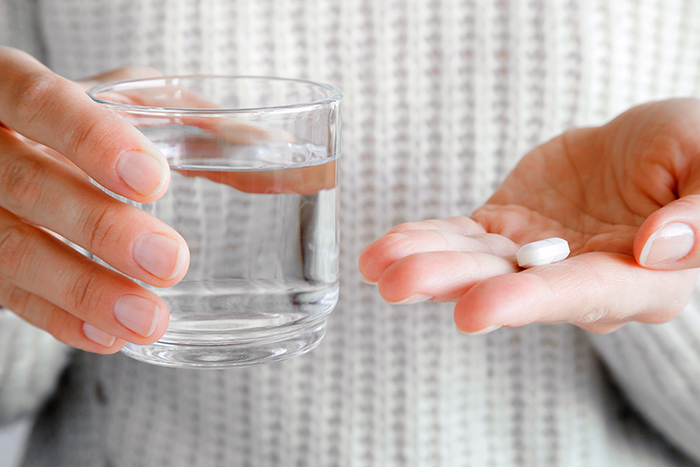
[0, 312, 69, 426]
[2, 1, 700, 466]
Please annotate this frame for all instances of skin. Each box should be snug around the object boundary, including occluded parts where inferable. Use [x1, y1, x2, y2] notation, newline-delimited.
[0, 47, 335, 354]
[360, 98, 700, 334]
[94, 75, 337, 194]
[0, 48, 188, 353]
[2, 44, 698, 351]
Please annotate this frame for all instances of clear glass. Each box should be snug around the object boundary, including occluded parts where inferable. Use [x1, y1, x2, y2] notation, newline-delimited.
[88, 76, 342, 368]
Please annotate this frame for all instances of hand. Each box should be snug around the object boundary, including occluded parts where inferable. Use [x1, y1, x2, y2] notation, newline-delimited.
[94, 78, 336, 195]
[0, 47, 190, 353]
[175, 160, 336, 195]
[359, 98, 700, 334]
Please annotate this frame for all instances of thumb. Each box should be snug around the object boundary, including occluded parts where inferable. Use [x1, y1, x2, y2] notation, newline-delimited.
[635, 195, 700, 269]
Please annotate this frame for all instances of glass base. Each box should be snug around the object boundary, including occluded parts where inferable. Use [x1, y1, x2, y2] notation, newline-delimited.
[120, 318, 328, 369]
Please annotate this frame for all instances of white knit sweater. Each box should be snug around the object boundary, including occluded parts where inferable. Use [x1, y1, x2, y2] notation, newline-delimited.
[2, 0, 700, 466]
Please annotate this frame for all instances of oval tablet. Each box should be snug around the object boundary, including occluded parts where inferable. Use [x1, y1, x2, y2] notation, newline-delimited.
[516, 237, 570, 268]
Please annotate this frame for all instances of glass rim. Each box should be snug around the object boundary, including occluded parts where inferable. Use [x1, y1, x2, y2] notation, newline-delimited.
[86, 74, 343, 115]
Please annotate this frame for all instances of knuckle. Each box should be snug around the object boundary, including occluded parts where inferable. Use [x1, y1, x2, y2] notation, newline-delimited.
[67, 264, 104, 313]
[0, 155, 46, 211]
[79, 203, 122, 252]
[578, 307, 607, 324]
[0, 225, 34, 280]
[41, 306, 73, 342]
[10, 72, 62, 129]
[31, 301, 57, 335]
[63, 113, 110, 160]
[7, 283, 30, 312]
[0, 281, 31, 316]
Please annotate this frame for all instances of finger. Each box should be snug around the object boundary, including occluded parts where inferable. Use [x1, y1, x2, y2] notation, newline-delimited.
[453, 252, 697, 334]
[0, 208, 170, 343]
[86, 74, 307, 196]
[360, 229, 519, 283]
[576, 321, 626, 334]
[77, 66, 162, 91]
[0, 47, 169, 201]
[376, 251, 519, 303]
[0, 129, 188, 285]
[90, 78, 296, 144]
[174, 158, 337, 195]
[7, 125, 88, 177]
[212, 118, 296, 144]
[633, 105, 700, 270]
[0, 277, 126, 354]
[359, 217, 491, 282]
[386, 217, 488, 236]
[635, 194, 700, 270]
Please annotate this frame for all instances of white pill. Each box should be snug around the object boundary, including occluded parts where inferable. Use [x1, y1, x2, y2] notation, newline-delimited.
[516, 237, 570, 268]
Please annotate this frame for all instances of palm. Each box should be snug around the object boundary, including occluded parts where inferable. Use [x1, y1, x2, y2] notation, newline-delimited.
[479, 100, 700, 255]
[359, 99, 700, 333]
[475, 128, 641, 258]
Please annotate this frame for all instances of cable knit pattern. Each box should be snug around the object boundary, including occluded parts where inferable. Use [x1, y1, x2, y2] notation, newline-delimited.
[1, 0, 700, 466]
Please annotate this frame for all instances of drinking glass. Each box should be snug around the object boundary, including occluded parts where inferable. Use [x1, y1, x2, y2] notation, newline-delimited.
[88, 76, 342, 368]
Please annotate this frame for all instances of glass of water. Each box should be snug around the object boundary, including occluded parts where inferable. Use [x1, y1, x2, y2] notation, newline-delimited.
[88, 76, 342, 368]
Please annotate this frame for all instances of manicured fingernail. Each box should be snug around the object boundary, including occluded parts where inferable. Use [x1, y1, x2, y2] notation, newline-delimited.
[390, 294, 432, 305]
[116, 150, 168, 196]
[457, 325, 502, 336]
[114, 295, 160, 337]
[133, 234, 187, 280]
[83, 323, 116, 347]
[640, 223, 694, 266]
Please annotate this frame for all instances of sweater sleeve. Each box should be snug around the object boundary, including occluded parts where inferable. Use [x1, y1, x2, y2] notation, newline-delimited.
[0, 0, 71, 428]
[0, 310, 72, 426]
[0, 0, 72, 427]
[587, 277, 700, 463]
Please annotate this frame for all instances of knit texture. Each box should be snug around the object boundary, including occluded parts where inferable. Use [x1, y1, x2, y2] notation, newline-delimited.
[1, 0, 700, 466]
[0, 312, 69, 426]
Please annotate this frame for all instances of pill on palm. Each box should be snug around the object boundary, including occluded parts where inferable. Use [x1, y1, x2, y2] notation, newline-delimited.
[516, 237, 570, 268]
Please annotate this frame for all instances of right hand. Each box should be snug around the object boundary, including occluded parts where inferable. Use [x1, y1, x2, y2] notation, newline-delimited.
[0, 47, 189, 353]
[359, 99, 700, 335]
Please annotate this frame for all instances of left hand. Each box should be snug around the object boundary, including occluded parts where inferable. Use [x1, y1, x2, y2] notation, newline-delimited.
[359, 98, 700, 334]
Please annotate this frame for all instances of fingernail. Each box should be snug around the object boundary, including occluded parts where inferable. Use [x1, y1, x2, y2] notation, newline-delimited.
[133, 234, 187, 280]
[83, 322, 116, 347]
[389, 294, 432, 305]
[640, 223, 694, 266]
[361, 274, 377, 285]
[116, 150, 168, 197]
[114, 295, 160, 337]
[457, 325, 502, 336]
